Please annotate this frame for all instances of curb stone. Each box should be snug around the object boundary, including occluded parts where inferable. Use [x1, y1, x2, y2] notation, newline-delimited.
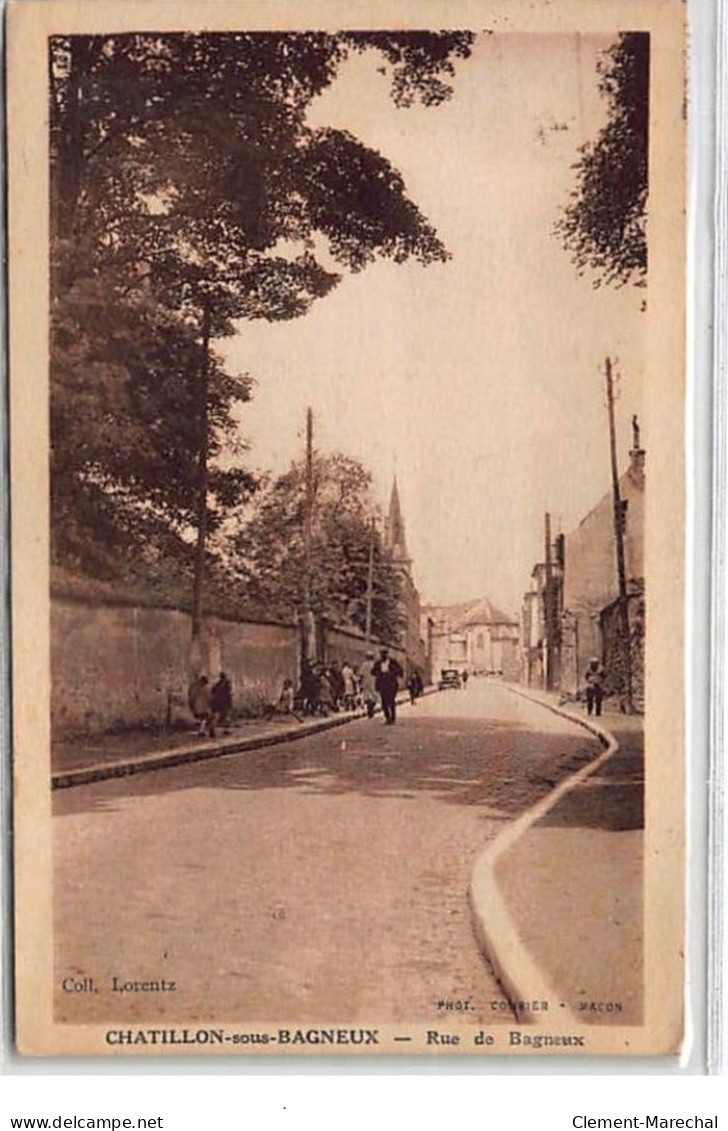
[468, 684, 620, 1026]
[51, 688, 435, 790]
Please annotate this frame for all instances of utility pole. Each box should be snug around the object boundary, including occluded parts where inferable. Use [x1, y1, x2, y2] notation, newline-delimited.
[364, 516, 375, 642]
[605, 357, 633, 711]
[191, 297, 212, 640]
[543, 511, 560, 690]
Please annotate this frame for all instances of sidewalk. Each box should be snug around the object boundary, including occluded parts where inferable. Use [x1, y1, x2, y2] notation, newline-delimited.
[492, 690, 644, 1026]
[52, 709, 369, 789]
[51, 691, 422, 789]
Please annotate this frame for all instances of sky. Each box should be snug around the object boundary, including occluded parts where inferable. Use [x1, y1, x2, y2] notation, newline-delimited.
[219, 32, 644, 615]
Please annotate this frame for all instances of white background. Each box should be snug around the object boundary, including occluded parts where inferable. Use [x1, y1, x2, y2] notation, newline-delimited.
[1, 1073, 727, 1126]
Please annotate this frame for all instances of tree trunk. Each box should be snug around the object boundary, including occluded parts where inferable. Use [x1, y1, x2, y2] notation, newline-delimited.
[51, 37, 98, 240]
[191, 300, 212, 638]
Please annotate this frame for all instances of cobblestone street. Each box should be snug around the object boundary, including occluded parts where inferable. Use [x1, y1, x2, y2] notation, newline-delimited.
[54, 681, 602, 1027]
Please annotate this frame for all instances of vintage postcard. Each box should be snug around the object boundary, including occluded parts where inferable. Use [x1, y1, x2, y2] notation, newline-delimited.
[8, 0, 686, 1057]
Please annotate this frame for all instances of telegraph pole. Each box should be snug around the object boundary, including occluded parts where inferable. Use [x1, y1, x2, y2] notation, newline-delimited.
[605, 357, 633, 711]
[364, 517, 375, 642]
[543, 511, 559, 690]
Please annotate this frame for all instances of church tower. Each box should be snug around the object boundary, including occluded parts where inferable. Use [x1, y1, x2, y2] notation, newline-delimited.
[385, 477, 413, 575]
[383, 476, 424, 675]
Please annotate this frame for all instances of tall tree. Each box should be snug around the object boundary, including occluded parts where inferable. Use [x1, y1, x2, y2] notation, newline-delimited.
[230, 453, 406, 642]
[50, 254, 256, 580]
[49, 31, 474, 618]
[556, 32, 649, 288]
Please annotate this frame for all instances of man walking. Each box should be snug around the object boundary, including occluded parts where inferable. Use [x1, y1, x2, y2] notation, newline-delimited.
[373, 647, 404, 725]
[584, 656, 605, 717]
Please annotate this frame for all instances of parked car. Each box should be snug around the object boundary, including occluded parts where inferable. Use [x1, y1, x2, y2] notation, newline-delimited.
[438, 668, 462, 690]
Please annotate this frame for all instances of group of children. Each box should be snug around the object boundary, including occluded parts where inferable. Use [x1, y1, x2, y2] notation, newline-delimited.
[187, 671, 233, 738]
[188, 652, 426, 736]
[292, 654, 424, 720]
[295, 658, 364, 718]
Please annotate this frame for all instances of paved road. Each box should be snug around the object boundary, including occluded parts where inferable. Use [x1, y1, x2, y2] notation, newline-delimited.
[53, 681, 600, 1027]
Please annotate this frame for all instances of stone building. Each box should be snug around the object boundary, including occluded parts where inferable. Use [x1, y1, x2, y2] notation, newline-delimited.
[561, 428, 645, 708]
[520, 423, 645, 709]
[423, 597, 520, 683]
[521, 550, 564, 691]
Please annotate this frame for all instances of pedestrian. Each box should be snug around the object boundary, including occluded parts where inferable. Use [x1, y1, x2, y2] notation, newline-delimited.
[278, 677, 304, 722]
[373, 647, 404, 725]
[318, 665, 335, 716]
[407, 669, 423, 704]
[462, 669, 469, 689]
[279, 677, 295, 713]
[584, 656, 605, 717]
[299, 661, 319, 716]
[358, 651, 378, 718]
[328, 661, 345, 710]
[188, 674, 215, 737]
[341, 660, 357, 710]
[211, 671, 233, 732]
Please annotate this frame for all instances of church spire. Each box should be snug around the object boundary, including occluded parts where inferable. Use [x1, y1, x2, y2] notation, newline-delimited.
[386, 476, 411, 567]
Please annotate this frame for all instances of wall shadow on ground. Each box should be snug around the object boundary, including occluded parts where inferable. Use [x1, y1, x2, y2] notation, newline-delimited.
[55, 711, 604, 822]
[535, 725, 644, 832]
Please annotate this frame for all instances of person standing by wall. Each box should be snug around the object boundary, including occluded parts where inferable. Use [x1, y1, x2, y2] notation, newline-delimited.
[188, 674, 215, 737]
[211, 671, 233, 732]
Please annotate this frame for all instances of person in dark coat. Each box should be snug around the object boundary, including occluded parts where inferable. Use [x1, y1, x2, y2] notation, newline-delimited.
[407, 669, 423, 704]
[318, 665, 335, 716]
[211, 671, 233, 731]
[585, 657, 605, 717]
[372, 647, 404, 725]
[299, 661, 319, 716]
[327, 661, 345, 710]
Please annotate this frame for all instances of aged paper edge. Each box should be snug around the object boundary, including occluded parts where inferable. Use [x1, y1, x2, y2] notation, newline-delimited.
[7, 0, 686, 1058]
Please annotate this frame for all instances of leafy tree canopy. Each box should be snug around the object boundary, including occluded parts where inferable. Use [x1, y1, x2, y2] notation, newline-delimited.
[229, 452, 407, 642]
[50, 31, 474, 305]
[556, 32, 649, 288]
[49, 30, 473, 605]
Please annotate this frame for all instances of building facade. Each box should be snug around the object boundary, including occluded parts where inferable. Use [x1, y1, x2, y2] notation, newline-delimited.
[561, 433, 645, 707]
[423, 597, 520, 683]
[520, 425, 645, 709]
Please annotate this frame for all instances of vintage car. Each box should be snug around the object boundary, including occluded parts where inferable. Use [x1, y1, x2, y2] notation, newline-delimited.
[438, 668, 462, 690]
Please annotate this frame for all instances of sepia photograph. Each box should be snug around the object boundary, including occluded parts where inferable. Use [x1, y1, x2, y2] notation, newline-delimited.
[8, 0, 686, 1057]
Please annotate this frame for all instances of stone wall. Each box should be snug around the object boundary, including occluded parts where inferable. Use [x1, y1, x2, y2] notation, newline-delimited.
[51, 597, 299, 735]
[51, 596, 416, 736]
[324, 624, 407, 674]
[599, 587, 646, 712]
